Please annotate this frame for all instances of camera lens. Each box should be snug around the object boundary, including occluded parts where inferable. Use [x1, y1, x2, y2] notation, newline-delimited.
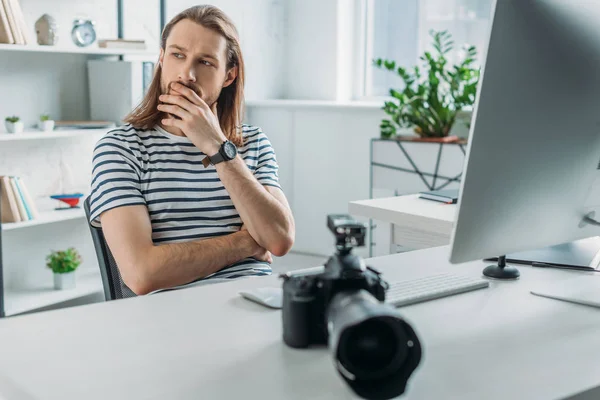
[343, 319, 403, 372]
[327, 290, 421, 399]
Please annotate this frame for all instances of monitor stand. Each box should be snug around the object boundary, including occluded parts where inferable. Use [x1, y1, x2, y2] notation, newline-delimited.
[483, 255, 520, 280]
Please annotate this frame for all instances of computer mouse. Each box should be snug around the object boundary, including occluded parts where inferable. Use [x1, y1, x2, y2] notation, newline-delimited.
[239, 287, 283, 309]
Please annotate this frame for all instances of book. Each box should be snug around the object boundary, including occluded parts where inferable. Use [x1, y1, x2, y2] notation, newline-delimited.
[0, 176, 21, 222]
[419, 189, 459, 204]
[8, 177, 27, 220]
[12, 177, 31, 220]
[15, 177, 38, 219]
[0, 0, 15, 44]
[9, 0, 28, 44]
[98, 39, 147, 50]
[1, 0, 22, 45]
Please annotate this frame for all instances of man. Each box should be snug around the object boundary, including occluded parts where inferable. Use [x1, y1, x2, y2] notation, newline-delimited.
[89, 5, 295, 295]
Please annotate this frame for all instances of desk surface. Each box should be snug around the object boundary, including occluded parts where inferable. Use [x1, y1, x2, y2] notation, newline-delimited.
[350, 195, 457, 250]
[349, 194, 456, 225]
[1, 246, 600, 400]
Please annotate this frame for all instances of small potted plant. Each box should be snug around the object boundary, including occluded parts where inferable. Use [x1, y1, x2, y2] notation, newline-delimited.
[39, 113, 55, 131]
[374, 30, 480, 141]
[4, 116, 24, 134]
[46, 247, 82, 290]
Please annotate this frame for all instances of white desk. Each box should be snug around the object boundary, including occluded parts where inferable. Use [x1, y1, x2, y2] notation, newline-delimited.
[0, 246, 600, 400]
[350, 194, 456, 250]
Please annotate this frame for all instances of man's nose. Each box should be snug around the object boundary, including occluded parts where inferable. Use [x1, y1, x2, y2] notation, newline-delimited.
[178, 63, 196, 83]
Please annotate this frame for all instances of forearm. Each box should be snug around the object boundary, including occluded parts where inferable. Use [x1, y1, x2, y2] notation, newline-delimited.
[216, 156, 294, 255]
[137, 231, 256, 294]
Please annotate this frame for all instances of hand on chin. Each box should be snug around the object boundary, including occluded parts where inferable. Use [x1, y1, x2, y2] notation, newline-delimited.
[157, 81, 226, 155]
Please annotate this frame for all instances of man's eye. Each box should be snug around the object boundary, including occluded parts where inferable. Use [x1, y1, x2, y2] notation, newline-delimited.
[201, 60, 212, 66]
[172, 53, 184, 59]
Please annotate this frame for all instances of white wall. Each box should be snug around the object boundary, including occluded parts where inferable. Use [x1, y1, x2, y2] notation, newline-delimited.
[284, 0, 358, 101]
[246, 104, 386, 257]
[167, 0, 287, 100]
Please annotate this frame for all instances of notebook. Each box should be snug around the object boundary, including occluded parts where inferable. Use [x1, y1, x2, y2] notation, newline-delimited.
[419, 189, 459, 204]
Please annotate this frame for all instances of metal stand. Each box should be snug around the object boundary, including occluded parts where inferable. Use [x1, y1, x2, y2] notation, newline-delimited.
[368, 138, 467, 257]
[483, 255, 520, 280]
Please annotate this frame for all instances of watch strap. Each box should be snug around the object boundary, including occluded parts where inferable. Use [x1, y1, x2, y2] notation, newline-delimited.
[202, 147, 226, 168]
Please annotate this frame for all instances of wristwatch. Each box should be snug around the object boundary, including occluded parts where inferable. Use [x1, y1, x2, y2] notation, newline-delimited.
[202, 140, 238, 167]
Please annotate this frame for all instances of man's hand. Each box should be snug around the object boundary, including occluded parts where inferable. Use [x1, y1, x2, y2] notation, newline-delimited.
[241, 223, 272, 264]
[157, 82, 227, 156]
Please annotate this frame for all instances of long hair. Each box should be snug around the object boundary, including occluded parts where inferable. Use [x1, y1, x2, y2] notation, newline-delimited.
[124, 5, 245, 146]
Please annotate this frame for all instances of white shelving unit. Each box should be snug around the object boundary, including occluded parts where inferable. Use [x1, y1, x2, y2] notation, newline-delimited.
[0, 48, 118, 317]
[4, 270, 103, 317]
[1, 209, 86, 231]
[0, 128, 108, 141]
[0, 0, 164, 317]
[0, 43, 157, 57]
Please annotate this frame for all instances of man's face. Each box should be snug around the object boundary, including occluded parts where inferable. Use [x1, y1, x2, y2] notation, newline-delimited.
[159, 19, 237, 107]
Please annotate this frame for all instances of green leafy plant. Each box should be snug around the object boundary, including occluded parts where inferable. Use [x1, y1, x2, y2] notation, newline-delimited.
[5, 116, 19, 123]
[46, 248, 82, 274]
[40, 114, 51, 121]
[374, 30, 480, 139]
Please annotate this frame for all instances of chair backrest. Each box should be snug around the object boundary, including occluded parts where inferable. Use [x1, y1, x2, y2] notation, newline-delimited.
[84, 197, 136, 301]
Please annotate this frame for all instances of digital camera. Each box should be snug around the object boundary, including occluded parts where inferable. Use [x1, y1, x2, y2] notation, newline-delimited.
[281, 215, 422, 400]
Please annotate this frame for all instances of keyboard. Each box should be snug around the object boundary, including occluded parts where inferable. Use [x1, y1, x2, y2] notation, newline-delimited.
[385, 273, 489, 307]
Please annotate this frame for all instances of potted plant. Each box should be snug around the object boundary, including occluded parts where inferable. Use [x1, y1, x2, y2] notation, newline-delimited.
[46, 247, 82, 290]
[374, 30, 480, 142]
[4, 116, 24, 134]
[39, 113, 55, 131]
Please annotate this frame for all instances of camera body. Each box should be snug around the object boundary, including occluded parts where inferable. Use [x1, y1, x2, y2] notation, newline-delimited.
[281, 215, 422, 400]
[282, 215, 388, 347]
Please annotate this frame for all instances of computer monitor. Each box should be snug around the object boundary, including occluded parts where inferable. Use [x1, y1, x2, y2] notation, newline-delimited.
[449, 0, 600, 279]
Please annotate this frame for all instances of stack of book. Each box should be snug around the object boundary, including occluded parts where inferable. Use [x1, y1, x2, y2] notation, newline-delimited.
[98, 39, 147, 50]
[0, 0, 30, 45]
[0, 176, 39, 223]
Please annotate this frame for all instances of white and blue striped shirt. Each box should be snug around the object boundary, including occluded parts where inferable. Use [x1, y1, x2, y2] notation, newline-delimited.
[89, 123, 280, 282]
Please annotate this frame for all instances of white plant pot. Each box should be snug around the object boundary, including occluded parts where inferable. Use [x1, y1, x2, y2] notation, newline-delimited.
[5, 121, 24, 134]
[54, 271, 76, 290]
[40, 120, 55, 131]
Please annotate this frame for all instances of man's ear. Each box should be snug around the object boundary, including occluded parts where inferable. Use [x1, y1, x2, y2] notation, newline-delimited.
[223, 65, 238, 88]
[159, 48, 164, 67]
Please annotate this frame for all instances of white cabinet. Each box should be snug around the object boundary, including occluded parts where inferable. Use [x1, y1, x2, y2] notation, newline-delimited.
[247, 104, 382, 256]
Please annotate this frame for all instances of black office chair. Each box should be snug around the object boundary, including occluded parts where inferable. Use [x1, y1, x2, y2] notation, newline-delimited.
[84, 197, 136, 301]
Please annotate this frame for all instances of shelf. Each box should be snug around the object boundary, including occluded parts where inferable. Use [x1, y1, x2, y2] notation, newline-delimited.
[0, 43, 158, 57]
[2, 208, 86, 231]
[245, 99, 386, 109]
[0, 128, 109, 141]
[4, 271, 103, 316]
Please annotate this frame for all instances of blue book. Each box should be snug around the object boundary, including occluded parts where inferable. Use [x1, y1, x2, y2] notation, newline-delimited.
[12, 177, 32, 220]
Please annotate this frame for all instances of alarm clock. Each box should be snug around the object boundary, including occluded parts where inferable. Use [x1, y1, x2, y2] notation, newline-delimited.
[71, 19, 96, 47]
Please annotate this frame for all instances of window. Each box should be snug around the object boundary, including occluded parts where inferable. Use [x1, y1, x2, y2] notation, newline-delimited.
[361, 0, 493, 98]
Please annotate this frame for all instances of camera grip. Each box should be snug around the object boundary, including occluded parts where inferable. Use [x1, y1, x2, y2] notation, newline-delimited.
[282, 282, 313, 348]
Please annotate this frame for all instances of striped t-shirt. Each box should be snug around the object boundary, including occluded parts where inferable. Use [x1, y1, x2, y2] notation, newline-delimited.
[89, 123, 281, 283]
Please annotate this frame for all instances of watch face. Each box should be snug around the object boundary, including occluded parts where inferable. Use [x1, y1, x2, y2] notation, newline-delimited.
[223, 141, 237, 159]
[72, 20, 96, 47]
